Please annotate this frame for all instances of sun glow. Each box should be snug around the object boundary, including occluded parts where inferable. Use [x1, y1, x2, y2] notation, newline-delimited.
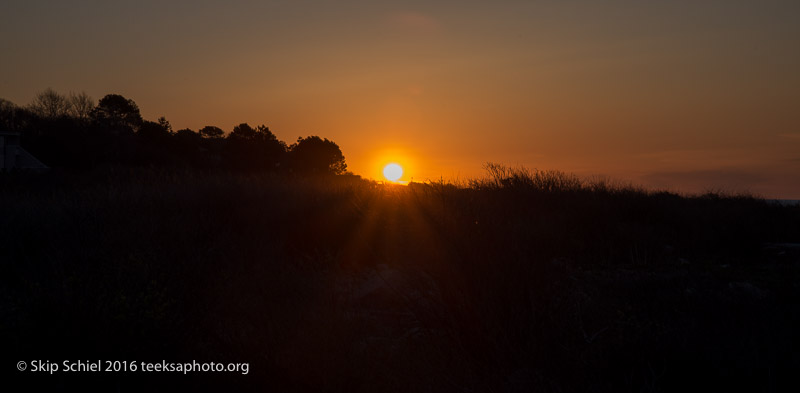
[383, 163, 403, 182]
[368, 147, 417, 183]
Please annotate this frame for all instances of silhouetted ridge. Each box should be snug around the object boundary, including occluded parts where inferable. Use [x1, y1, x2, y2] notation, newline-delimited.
[0, 90, 347, 175]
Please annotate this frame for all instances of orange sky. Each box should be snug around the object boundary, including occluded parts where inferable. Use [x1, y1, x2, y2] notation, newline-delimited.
[2, 1, 799, 197]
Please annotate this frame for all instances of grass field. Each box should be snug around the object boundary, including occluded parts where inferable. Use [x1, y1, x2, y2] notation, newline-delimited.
[2, 166, 799, 392]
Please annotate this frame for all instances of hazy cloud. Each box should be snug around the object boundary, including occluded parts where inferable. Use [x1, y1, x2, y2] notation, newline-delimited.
[778, 133, 800, 140]
[640, 168, 767, 194]
[634, 148, 750, 168]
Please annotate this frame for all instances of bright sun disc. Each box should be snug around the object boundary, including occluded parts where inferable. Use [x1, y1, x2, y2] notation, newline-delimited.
[383, 163, 403, 181]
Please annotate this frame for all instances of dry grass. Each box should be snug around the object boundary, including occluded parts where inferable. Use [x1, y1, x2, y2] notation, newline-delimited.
[2, 166, 799, 392]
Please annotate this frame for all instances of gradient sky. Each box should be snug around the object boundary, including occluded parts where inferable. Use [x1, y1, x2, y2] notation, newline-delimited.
[2, 0, 799, 197]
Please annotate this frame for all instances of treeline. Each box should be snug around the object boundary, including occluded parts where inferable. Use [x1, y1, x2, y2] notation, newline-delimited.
[0, 89, 347, 174]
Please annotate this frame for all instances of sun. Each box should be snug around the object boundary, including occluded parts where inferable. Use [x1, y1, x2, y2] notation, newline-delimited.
[383, 163, 403, 181]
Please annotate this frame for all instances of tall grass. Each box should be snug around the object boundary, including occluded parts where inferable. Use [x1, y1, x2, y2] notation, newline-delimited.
[2, 166, 799, 392]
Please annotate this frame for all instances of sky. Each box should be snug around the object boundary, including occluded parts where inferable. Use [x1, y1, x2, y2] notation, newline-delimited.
[2, 0, 799, 197]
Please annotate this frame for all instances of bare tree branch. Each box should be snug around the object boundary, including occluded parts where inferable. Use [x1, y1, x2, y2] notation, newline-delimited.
[68, 91, 94, 120]
[29, 88, 71, 119]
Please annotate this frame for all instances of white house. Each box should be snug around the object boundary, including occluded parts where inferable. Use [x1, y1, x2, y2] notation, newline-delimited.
[0, 131, 47, 170]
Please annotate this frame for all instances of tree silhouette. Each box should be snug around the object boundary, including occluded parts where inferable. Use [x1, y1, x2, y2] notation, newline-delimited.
[68, 92, 94, 120]
[157, 116, 173, 134]
[5, 89, 353, 176]
[174, 127, 202, 153]
[91, 94, 143, 134]
[225, 123, 287, 171]
[137, 120, 172, 141]
[173, 128, 206, 166]
[0, 98, 21, 131]
[1, 99, 50, 162]
[175, 128, 200, 141]
[29, 88, 71, 119]
[135, 119, 174, 165]
[229, 123, 257, 140]
[199, 125, 224, 139]
[289, 136, 347, 175]
[197, 126, 225, 167]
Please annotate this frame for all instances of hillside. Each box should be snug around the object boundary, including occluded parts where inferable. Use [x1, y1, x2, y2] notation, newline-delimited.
[2, 167, 799, 392]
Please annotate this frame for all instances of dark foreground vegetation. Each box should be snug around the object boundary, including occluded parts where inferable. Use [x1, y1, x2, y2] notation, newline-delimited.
[2, 165, 799, 392]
